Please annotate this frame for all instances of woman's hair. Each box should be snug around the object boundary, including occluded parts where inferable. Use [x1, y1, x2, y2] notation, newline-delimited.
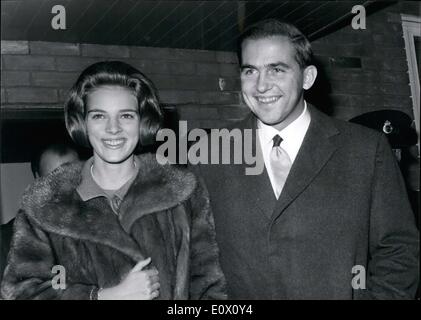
[64, 60, 163, 148]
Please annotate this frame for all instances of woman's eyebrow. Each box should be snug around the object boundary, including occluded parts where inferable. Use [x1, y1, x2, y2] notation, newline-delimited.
[119, 109, 138, 113]
[87, 108, 138, 113]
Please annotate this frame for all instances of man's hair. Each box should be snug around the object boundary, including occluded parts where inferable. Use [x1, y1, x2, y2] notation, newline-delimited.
[64, 60, 164, 149]
[237, 19, 313, 69]
[31, 143, 79, 177]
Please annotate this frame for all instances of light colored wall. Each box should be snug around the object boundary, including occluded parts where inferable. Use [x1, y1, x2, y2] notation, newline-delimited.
[0, 162, 33, 224]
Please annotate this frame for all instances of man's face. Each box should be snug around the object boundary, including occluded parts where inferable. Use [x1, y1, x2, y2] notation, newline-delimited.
[240, 36, 316, 131]
[38, 150, 79, 177]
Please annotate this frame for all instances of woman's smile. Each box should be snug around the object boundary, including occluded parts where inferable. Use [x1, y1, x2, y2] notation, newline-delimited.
[102, 138, 126, 148]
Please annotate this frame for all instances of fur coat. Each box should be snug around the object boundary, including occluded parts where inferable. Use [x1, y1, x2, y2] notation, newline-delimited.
[1, 153, 227, 300]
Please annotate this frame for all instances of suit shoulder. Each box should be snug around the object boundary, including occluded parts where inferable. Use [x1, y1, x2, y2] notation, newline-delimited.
[329, 116, 384, 145]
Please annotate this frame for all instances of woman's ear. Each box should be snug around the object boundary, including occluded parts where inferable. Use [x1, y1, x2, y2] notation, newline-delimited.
[302, 65, 318, 90]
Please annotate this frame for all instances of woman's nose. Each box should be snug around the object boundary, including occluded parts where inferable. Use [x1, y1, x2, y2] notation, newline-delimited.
[106, 118, 122, 134]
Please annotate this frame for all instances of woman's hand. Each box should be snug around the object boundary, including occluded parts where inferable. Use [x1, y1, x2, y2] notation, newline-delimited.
[98, 257, 160, 300]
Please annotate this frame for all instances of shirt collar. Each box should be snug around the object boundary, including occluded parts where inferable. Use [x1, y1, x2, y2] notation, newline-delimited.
[76, 156, 139, 202]
[257, 101, 311, 162]
[280, 100, 311, 144]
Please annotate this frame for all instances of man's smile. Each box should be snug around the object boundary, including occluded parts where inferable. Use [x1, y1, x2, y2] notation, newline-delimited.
[254, 95, 282, 104]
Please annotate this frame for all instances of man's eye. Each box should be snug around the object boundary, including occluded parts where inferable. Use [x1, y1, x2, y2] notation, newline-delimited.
[242, 69, 255, 76]
[272, 67, 284, 74]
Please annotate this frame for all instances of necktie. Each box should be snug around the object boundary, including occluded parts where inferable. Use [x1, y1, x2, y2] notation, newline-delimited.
[270, 134, 292, 198]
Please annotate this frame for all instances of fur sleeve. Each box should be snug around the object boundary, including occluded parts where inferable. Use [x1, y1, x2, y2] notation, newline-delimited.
[188, 174, 227, 300]
[1, 211, 97, 300]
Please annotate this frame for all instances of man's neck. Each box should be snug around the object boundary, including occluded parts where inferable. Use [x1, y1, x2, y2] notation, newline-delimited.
[272, 100, 305, 132]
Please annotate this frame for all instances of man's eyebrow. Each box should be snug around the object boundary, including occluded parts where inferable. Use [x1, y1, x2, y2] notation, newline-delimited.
[240, 62, 292, 70]
[240, 64, 255, 70]
[266, 61, 291, 69]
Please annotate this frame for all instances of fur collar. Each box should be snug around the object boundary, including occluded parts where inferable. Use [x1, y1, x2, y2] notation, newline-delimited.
[19, 152, 197, 260]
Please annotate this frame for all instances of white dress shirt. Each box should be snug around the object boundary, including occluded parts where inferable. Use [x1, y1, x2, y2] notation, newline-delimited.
[257, 101, 311, 198]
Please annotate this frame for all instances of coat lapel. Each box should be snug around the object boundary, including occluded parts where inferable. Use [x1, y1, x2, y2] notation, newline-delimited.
[234, 115, 277, 220]
[271, 105, 340, 221]
[118, 153, 197, 233]
[243, 166, 277, 220]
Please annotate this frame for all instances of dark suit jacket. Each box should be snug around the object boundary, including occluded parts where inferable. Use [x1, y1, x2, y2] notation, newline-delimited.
[0, 218, 14, 284]
[193, 105, 419, 299]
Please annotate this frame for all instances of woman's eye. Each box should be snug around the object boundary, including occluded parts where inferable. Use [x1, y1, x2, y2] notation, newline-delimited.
[91, 113, 105, 120]
[121, 113, 135, 119]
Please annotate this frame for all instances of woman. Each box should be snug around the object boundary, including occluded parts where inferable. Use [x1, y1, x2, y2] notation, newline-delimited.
[1, 61, 226, 300]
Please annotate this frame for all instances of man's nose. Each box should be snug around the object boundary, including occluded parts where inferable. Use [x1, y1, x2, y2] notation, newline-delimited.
[256, 72, 270, 92]
[106, 117, 122, 134]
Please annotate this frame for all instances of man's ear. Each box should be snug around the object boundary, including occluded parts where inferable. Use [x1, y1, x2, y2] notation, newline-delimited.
[302, 65, 317, 90]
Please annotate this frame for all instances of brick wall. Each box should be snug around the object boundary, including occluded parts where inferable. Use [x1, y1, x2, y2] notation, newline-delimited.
[1, 2, 419, 189]
[1, 3, 418, 125]
[309, 1, 418, 121]
[2, 3, 418, 125]
[1, 41, 245, 130]
[308, 1, 419, 191]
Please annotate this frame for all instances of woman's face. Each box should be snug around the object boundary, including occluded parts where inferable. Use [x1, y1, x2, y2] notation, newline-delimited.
[85, 85, 140, 165]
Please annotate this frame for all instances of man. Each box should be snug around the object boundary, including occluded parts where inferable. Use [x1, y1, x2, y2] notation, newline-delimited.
[30, 143, 80, 178]
[0, 143, 80, 283]
[193, 19, 419, 299]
